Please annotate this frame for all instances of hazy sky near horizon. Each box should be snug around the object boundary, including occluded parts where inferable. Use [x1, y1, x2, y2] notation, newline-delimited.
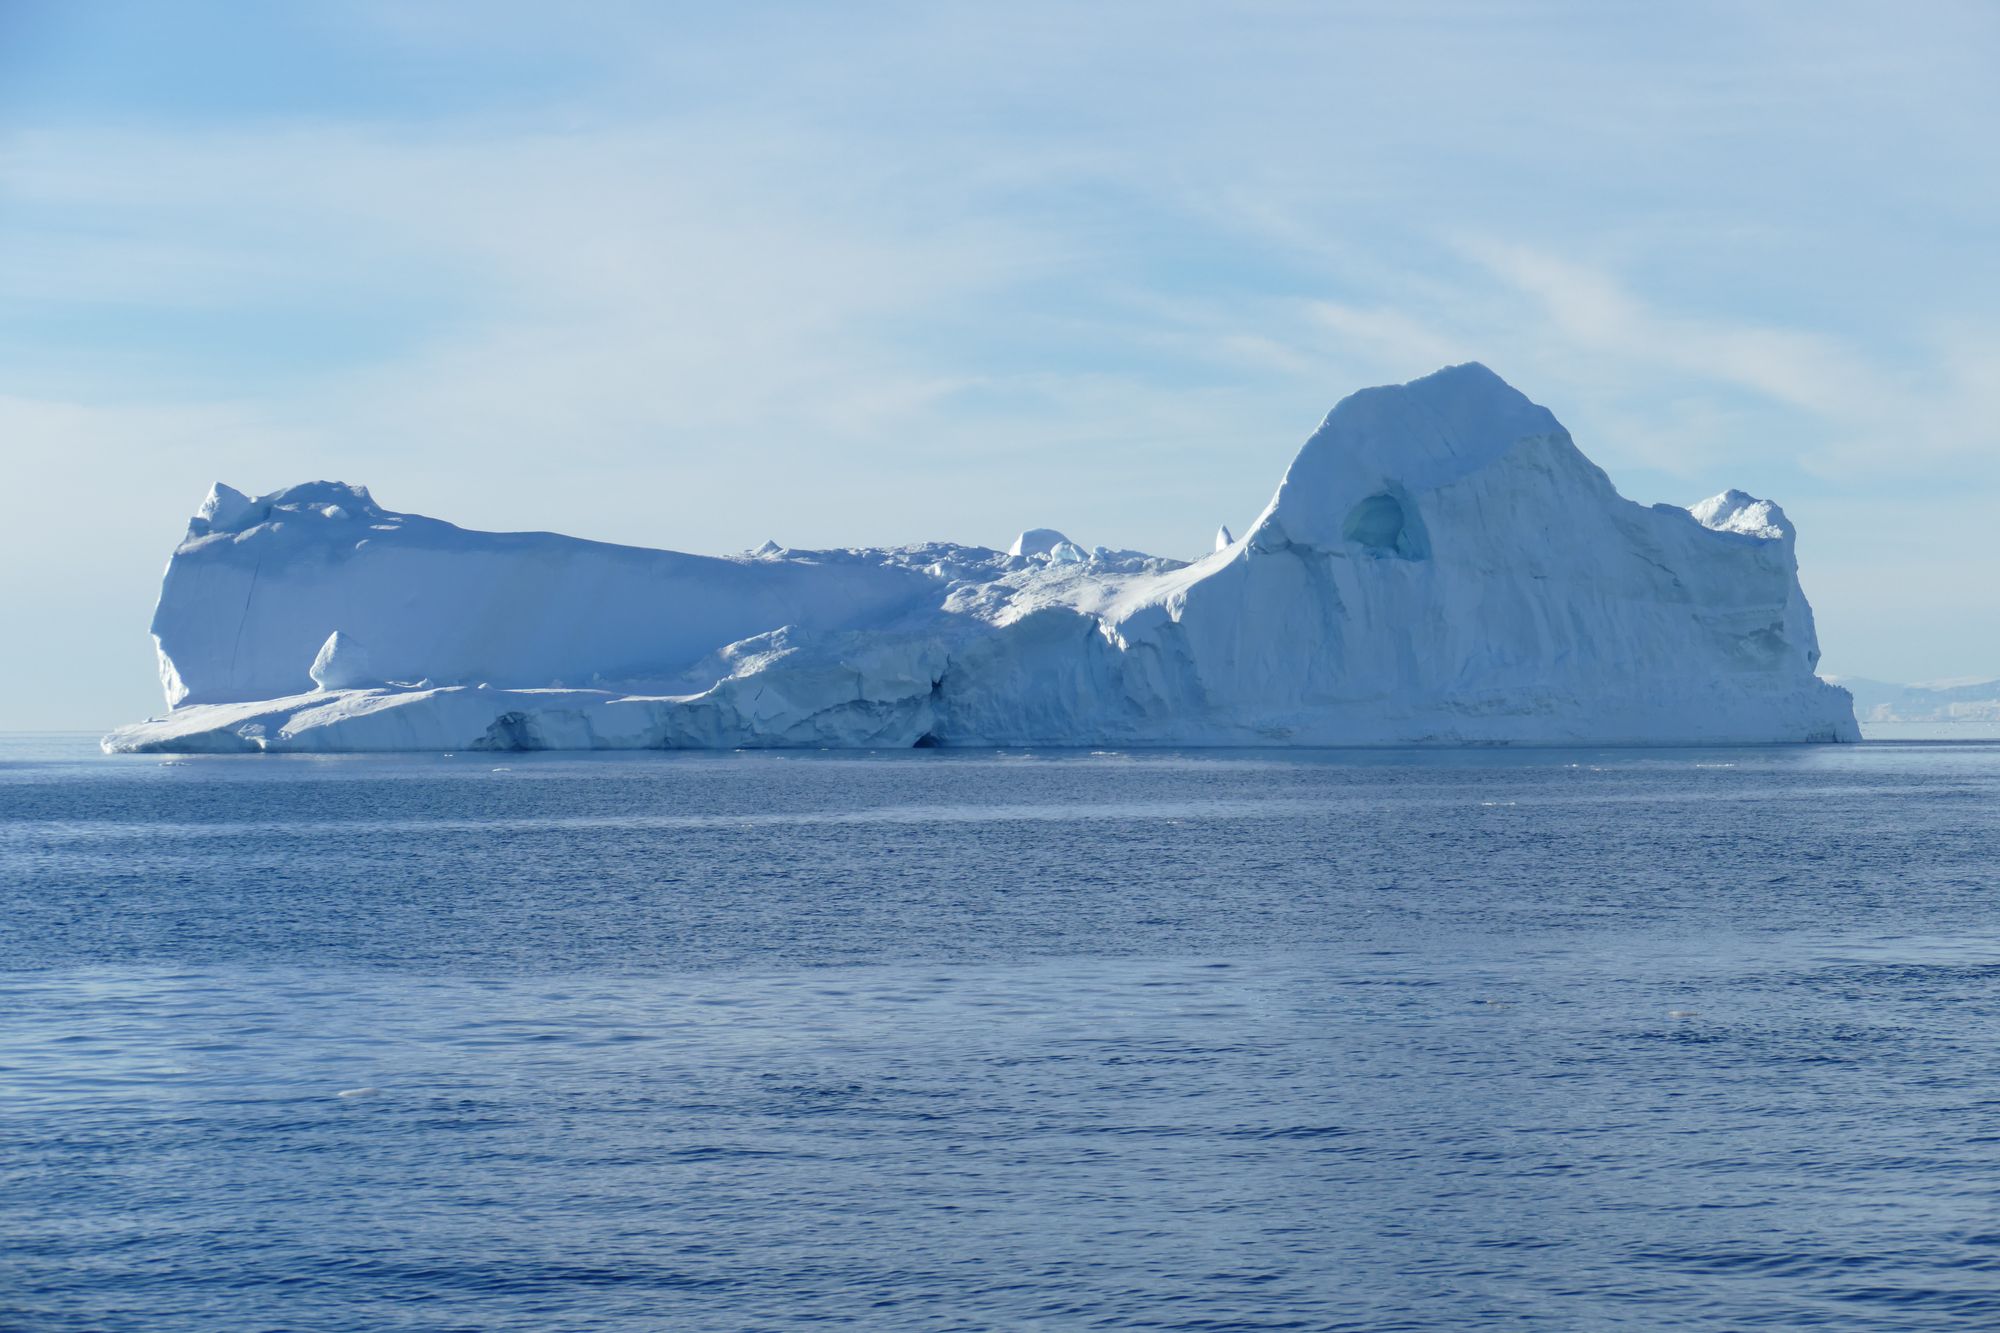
[4, 0, 1997, 728]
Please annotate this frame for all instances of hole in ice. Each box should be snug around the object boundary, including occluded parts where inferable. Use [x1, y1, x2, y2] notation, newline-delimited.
[1344, 493, 1404, 548]
[477, 710, 539, 752]
[1342, 491, 1427, 558]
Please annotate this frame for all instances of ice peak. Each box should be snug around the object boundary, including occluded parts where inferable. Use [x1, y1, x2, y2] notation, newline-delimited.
[1251, 363, 1568, 552]
[1214, 524, 1234, 552]
[1008, 528, 1074, 558]
[308, 630, 378, 692]
[1404, 359, 1506, 392]
[191, 480, 384, 537]
[1690, 489, 1790, 541]
[1312, 362, 1558, 467]
[197, 482, 254, 529]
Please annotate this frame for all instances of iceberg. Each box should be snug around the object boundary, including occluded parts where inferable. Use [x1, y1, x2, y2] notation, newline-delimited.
[105, 364, 1858, 753]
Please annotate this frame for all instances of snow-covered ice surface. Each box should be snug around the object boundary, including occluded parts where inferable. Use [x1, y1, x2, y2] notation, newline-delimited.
[106, 364, 1858, 753]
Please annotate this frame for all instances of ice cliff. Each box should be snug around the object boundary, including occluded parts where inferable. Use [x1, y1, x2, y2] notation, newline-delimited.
[105, 363, 1859, 752]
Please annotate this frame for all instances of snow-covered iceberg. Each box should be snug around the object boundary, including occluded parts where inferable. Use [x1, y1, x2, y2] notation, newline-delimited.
[105, 363, 1858, 753]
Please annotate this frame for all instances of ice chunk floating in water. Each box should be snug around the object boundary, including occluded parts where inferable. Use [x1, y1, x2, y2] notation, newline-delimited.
[107, 364, 1858, 753]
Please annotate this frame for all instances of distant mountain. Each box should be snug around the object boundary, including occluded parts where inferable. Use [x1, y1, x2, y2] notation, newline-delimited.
[1825, 677, 2000, 723]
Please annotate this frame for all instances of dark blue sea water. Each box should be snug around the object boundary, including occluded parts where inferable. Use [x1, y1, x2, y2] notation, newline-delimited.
[4, 734, 2000, 1330]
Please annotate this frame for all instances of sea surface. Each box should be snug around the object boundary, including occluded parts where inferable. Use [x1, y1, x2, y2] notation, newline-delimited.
[4, 732, 2000, 1331]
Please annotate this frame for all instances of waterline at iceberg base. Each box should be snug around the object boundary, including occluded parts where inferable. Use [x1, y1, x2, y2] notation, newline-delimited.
[104, 364, 1858, 754]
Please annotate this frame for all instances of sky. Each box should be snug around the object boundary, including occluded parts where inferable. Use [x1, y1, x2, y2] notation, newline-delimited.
[3, 0, 1997, 729]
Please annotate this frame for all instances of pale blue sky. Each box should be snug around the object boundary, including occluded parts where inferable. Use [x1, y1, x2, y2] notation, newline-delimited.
[4, 1, 1997, 728]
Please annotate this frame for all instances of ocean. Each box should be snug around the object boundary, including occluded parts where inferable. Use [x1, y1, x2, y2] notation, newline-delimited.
[4, 733, 1999, 1329]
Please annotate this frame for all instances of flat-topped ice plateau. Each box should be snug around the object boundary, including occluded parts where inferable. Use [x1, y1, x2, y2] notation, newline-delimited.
[105, 363, 1859, 753]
